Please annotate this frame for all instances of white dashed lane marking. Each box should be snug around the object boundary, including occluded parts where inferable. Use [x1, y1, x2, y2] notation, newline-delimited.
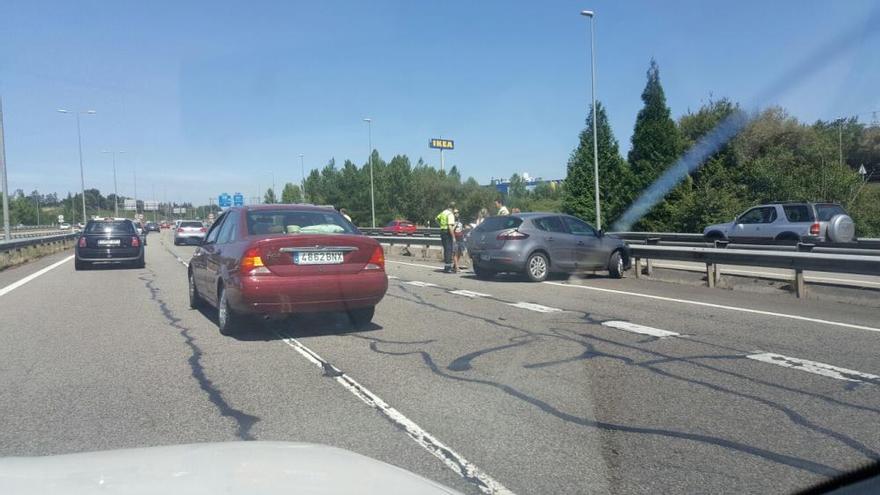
[449, 289, 492, 298]
[405, 281, 438, 288]
[602, 320, 680, 338]
[508, 302, 563, 313]
[746, 353, 879, 383]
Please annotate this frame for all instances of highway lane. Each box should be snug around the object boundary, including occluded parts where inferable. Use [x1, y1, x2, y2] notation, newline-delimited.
[1, 231, 878, 494]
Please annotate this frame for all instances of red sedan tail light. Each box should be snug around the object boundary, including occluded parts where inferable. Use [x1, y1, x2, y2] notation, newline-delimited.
[365, 246, 385, 270]
[78, 237, 87, 248]
[240, 247, 270, 276]
[497, 230, 529, 241]
[810, 222, 820, 236]
[131, 236, 140, 248]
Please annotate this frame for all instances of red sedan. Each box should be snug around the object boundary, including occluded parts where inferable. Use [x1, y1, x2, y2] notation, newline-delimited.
[381, 219, 417, 235]
[187, 204, 388, 335]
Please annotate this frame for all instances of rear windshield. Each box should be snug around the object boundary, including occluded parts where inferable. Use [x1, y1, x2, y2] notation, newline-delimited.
[85, 221, 134, 234]
[474, 216, 523, 232]
[180, 221, 204, 228]
[782, 205, 813, 223]
[816, 204, 846, 221]
[246, 210, 356, 236]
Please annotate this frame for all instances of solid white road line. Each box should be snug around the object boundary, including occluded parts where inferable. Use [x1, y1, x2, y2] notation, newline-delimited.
[450, 289, 491, 298]
[388, 260, 443, 270]
[746, 353, 880, 383]
[542, 281, 880, 334]
[508, 302, 563, 313]
[274, 331, 515, 495]
[602, 320, 680, 338]
[387, 275, 399, 279]
[0, 255, 73, 298]
[405, 281, 438, 287]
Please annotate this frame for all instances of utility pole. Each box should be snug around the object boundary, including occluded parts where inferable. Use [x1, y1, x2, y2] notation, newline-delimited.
[0, 97, 10, 241]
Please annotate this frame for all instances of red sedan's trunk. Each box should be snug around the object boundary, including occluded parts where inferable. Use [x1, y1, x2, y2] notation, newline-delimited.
[253, 234, 380, 276]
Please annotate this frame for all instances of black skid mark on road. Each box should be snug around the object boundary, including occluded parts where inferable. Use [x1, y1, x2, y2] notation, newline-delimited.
[361, 338, 843, 478]
[139, 271, 260, 440]
[447, 336, 537, 372]
[541, 327, 880, 460]
[390, 283, 880, 461]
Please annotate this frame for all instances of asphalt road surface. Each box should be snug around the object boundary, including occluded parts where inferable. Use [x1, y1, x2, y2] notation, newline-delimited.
[1, 230, 878, 494]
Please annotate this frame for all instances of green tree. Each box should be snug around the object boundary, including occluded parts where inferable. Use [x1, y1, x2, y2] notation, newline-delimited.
[627, 59, 684, 230]
[280, 182, 303, 203]
[263, 187, 277, 204]
[563, 101, 631, 226]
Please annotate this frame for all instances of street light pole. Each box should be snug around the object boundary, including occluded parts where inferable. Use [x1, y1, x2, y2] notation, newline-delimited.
[581, 10, 601, 230]
[102, 150, 125, 217]
[299, 153, 305, 202]
[363, 118, 375, 228]
[58, 109, 96, 225]
[0, 97, 10, 240]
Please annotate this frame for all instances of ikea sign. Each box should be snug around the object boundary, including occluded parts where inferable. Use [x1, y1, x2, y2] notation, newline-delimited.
[429, 138, 454, 150]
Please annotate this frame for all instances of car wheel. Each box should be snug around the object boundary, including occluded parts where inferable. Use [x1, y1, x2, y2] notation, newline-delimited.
[525, 252, 549, 282]
[704, 231, 726, 242]
[188, 271, 202, 309]
[217, 286, 241, 336]
[608, 251, 625, 279]
[473, 264, 496, 280]
[348, 306, 375, 327]
[74, 259, 87, 271]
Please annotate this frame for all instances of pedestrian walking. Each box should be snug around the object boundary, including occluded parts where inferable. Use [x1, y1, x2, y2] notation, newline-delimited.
[495, 199, 510, 216]
[436, 202, 456, 273]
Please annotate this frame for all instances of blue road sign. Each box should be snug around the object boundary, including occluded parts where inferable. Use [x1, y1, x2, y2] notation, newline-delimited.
[233, 193, 244, 206]
[219, 193, 232, 208]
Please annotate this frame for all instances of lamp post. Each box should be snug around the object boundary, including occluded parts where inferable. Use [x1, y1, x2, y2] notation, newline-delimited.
[363, 118, 375, 228]
[57, 108, 96, 224]
[580, 10, 601, 230]
[299, 153, 305, 202]
[101, 150, 125, 217]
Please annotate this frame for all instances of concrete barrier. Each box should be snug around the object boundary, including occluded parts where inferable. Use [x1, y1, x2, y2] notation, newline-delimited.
[0, 237, 75, 271]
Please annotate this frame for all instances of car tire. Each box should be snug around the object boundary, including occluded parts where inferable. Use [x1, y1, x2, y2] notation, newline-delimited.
[348, 306, 375, 327]
[525, 252, 549, 282]
[608, 251, 625, 279]
[704, 231, 726, 242]
[74, 259, 87, 271]
[473, 264, 496, 280]
[217, 286, 241, 336]
[188, 270, 202, 309]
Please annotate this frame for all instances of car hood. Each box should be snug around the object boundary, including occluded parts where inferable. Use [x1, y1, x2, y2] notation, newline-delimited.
[0, 442, 463, 495]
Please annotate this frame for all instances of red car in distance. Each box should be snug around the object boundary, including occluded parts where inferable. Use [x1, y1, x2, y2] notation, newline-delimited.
[381, 219, 417, 235]
[187, 204, 388, 335]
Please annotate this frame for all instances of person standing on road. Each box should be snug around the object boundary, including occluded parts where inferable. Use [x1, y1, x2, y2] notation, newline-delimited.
[452, 209, 465, 272]
[495, 199, 509, 216]
[436, 202, 456, 273]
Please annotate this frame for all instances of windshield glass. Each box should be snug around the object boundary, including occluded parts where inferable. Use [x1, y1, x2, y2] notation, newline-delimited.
[2, 3, 878, 495]
[246, 210, 355, 235]
[84, 221, 133, 234]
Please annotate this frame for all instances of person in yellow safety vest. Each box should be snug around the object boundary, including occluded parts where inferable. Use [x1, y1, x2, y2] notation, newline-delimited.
[436, 202, 457, 273]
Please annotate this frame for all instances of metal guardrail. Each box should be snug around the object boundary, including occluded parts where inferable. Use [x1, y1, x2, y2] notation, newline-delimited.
[0, 233, 79, 252]
[367, 234, 876, 297]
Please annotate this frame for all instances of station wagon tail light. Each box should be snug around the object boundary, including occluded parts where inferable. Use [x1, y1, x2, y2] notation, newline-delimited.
[200, 227, 207, 232]
[810, 222, 820, 236]
[177, 228, 184, 233]
[365, 246, 385, 270]
[240, 247, 269, 276]
[497, 230, 529, 241]
[131, 236, 140, 247]
[78, 237, 87, 248]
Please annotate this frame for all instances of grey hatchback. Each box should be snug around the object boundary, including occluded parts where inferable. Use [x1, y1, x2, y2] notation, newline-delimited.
[466, 213, 631, 282]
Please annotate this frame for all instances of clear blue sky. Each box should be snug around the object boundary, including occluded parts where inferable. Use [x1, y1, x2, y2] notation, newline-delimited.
[2, 0, 878, 205]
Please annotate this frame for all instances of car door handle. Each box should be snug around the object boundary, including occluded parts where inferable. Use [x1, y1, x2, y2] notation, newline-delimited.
[577, 241, 585, 246]
[547, 236, 554, 242]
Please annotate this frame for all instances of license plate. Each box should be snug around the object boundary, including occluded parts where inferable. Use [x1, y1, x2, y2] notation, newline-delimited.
[294, 251, 344, 265]
[97, 239, 121, 246]
[480, 254, 491, 261]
